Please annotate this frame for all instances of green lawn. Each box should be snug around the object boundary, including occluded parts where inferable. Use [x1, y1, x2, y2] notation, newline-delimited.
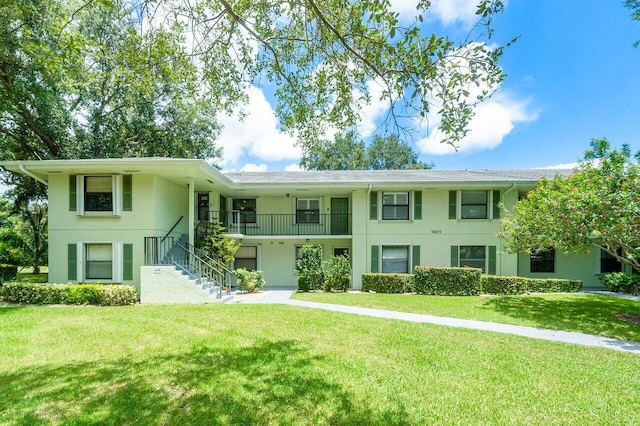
[291, 292, 640, 342]
[1, 304, 639, 425]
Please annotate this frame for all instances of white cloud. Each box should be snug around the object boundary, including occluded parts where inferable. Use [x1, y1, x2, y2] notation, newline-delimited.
[417, 91, 538, 155]
[284, 163, 303, 171]
[217, 86, 301, 167]
[240, 163, 268, 172]
[355, 79, 390, 138]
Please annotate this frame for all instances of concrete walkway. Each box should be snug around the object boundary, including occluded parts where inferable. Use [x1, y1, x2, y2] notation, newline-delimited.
[230, 289, 640, 354]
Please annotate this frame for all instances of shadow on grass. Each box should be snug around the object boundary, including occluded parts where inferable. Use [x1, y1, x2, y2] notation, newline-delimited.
[16, 273, 48, 283]
[0, 339, 406, 425]
[481, 295, 640, 341]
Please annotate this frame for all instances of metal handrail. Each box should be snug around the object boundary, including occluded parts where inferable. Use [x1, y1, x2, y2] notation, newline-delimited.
[161, 215, 184, 243]
[208, 211, 352, 236]
[173, 241, 230, 299]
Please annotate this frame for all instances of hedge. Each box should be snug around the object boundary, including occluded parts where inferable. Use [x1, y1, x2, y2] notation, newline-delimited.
[600, 272, 640, 295]
[0, 265, 18, 282]
[0, 283, 138, 306]
[480, 276, 582, 295]
[414, 266, 481, 296]
[362, 273, 414, 293]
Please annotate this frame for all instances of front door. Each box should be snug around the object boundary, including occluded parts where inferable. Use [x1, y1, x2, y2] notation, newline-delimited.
[330, 198, 349, 235]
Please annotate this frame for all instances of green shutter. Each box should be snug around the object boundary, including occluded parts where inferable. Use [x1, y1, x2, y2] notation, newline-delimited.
[414, 191, 422, 220]
[69, 175, 77, 211]
[448, 191, 457, 219]
[412, 245, 421, 272]
[123, 244, 133, 281]
[488, 245, 497, 275]
[492, 190, 501, 219]
[370, 191, 378, 220]
[450, 246, 459, 267]
[371, 245, 379, 273]
[123, 175, 132, 212]
[68, 244, 77, 281]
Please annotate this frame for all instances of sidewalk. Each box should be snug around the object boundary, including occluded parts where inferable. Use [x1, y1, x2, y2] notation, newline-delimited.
[231, 289, 640, 354]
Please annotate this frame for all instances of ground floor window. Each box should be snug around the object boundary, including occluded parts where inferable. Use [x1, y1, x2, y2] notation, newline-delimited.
[600, 249, 623, 274]
[530, 248, 555, 273]
[85, 243, 113, 280]
[382, 246, 409, 273]
[235, 245, 257, 271]
[459, 246, 486, 272]
[333, 247, 349, 258]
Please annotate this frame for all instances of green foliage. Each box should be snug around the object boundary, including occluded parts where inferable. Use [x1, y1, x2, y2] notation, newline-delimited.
[0, 265, 18, 282]
[500, 139, 640, 274]
[361, 273, 414, 293]
[0, 283, 138, 305]
[481, 276, 529, 295]
[302, 132, 433, 170]
[600, 272, 640, 295]
[296, 245, 324, 291]
[0, 200, 49, 273]
[413, 266, 482, 296]
[626, 0, 640, 46]
[526, 278, 582, 293]
[235, 269, 266, 293]
[322, 254, 351, 291]
[201, 222, 240, 267]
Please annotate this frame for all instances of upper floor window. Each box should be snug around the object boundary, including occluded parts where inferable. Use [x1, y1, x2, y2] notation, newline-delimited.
[85, 176, 113, 212]
[530, 248, 555, 273]
[461, 191, 488, 219]
[296, 198, 320, 224]
[382, 192, 409, 220]
[233, 198, 257, 223]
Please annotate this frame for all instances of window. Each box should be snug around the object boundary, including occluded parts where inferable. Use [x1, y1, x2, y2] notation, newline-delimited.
[461, 191, 488, 219]
[85, 176, 113, 212]
[234, 245, 257, 271]
[296, 198, 320, 223]
[382, 192, 409, 220]
[232, 198, 257, 224]
[531, 248, 555, 273]
[382, 246, 409, 273]
[333, 247, 349, 258]
[459, 246, 486, 272]
[85, 243, 113, 280]
[600, 249, 623, 274]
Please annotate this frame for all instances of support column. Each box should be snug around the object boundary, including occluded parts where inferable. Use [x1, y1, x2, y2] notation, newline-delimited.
[188, 177, 195, 247]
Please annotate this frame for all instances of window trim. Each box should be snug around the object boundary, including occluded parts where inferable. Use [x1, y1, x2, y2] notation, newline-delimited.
[530, 248, 555, 273]
[76, 241, 122, 283]
[232, 197, 258, 224]
[234, 245, 259, 271]
[381, 191, 410, 221]
[456, 190, 499, 220]
[295, 197, 321, 224]
[76, 174, 123, 217]
[598, 249, 624, 274]
[458, 245, 487, 273]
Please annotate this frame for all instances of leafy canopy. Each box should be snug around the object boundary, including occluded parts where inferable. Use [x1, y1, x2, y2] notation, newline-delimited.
[499, 139, 640, 273]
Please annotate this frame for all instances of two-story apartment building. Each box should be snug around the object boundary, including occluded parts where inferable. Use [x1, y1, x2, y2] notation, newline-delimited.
[1, 158, 619, 293]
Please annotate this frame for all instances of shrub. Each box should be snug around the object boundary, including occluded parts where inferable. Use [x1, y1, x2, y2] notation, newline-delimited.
[323, 255, 351, 291]
[296, 245, 323, 291]
[600, 272, 640, 295]
[414, 266, 481, 296]
[297, 276, 310, 292]
[526, 278, 582, 293]
[235, 268, 266, 293]
[361, 273, 414, 293]
[0, 265, 18, 282]
[0, 283, 138, 305]
[481, 276, 529, 295]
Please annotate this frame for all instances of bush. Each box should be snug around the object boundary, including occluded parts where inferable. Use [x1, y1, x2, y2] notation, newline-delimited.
[414, 267, 481, 296]
[481, 276, 529, 295]
[297, 276, 310, 292]
[362, 273, 414, 293]
[600, 272, 640, 295]
[235, 268, 266, 293]
[296, 245, 323, 291]
[526, 278, 582, 293]
[323, 255, 351, 291]
[0, 283, 138, 305]
[0, 265, 18, 282]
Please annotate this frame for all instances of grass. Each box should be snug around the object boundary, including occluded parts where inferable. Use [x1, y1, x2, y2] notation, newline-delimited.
[291, 292, 640, 342]
[1, 304, 639, 425]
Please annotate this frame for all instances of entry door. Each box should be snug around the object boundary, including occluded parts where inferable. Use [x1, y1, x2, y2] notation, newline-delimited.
[330, 198, 349, 235]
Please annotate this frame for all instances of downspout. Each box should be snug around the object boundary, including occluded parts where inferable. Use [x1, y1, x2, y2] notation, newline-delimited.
[500, 183, 517, 276]
[366, 184, 372, 274]
[19, 165, 48, 186]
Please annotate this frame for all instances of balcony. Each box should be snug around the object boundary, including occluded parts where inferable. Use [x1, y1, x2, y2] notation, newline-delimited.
[206, 211, 352, 236]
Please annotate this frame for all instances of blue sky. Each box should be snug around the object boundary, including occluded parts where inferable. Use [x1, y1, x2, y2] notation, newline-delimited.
[217, 0, 640, 172]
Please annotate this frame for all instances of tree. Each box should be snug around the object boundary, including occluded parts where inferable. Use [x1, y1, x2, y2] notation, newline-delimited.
[200, 221, 240, 267]
[499, 139, 640, 273]
[1, 0, 509, 168]
[0, 197, 47, 272]
[626, 0, 640, 46]
[367, 134, 433, 170]
[302, 132, 432, 170]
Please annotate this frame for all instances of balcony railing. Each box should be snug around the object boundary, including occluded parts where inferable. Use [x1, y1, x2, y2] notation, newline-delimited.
[209, 211, 352, 236]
